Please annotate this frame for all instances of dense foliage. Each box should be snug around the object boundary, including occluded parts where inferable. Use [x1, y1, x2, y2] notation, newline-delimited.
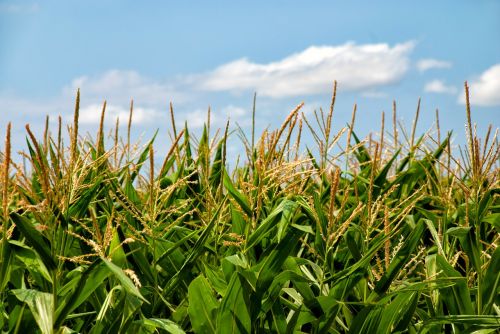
[0, 85, 499, 333]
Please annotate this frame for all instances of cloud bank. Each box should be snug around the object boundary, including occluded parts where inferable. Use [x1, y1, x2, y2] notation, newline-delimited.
[35, 41, 415, 126]
[180, 105, 248, 129]
[195, 41, 416, 97]
[77, 103, 162, 125]
[67, 70, 182, 107]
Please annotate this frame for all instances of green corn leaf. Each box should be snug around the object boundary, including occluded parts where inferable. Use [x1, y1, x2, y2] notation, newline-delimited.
[481, 245, 500, 314]
[203, 263, 228, 297]
[285, 305, 302, 334]
[327, 232, 387, 287]
[476, 189, 496, 224]
[447, 226, 482, 274]
[345, 226, 363, 261]
[91, 285, 124, 332]
[54, 260, 108, 328]
[188, 275, 218, 334]
[10, 212, 57, 271]
[372, 149, 400, 198]
[349, 306, 383, 334]
[217, 272, 252, 334]
[102, 258, 147, 303]
[67, 177, 103, 219]
[316, 296, 342, 333]
[266, 270, 311, 303]
[351, 131, 371, 167]
[0, 240, 13, 291]
[255, 226, 302, 294]
[377, 290, 420, 333]
[481, 213, 500, 228]
[245, 199, 292, 251]
[223, 171, 252, 218]
[156, 228, 199, 266]
[420, 315, 500, 333]
[198, 124, 209, 167]
[283, 257, 323, 318]
[276, 200, 299, 242]
[12, 289, 54, 334]
[230, 204, 246, 236]
[183, 123, 194, 166]
[372, 219, 425, 298]
[163, 197, 226, 297]
[270, 300, 287, 334]
[11, 242, 52, 284]
[135, 318, 186, 334]
[209, 138, 225, 191]
[120, 235, 156, 286]
[130, 130, 158, 182]
[424, 219, 444, 256]
[435, 254, 474, 315]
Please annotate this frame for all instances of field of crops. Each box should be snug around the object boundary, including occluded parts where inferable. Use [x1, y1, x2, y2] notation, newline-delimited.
[0, 83, 499, 333]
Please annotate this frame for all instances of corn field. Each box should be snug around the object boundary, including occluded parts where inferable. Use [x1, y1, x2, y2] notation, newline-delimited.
[0, 83, 499, 333]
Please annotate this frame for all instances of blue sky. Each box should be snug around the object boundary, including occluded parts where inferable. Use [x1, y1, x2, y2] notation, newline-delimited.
[1, 0, 499, 156]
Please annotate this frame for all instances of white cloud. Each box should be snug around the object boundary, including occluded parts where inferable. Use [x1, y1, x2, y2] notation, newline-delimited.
[77, 103, 163, 125]
[66, 70, 183, 106]
[424, 80, 457, 94]
[180, 109, 209, 129]
[417, 59, 452, 72]
[459, 64, 500, 106]
[195, 41, 416, 98]
[179, 105, 248, 129]
[0, 40, 423, 137]
[1, 70, 252, 132]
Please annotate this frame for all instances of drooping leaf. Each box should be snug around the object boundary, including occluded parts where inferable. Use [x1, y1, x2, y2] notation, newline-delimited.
[10, 212, 57, 271]
[102, 258, 147, 303]
[12, 289, 54, 334]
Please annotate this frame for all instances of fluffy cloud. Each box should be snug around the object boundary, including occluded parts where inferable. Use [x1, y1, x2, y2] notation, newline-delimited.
[77, 103, 163, 125]
[180, 105, 248, 129]
[68, 71, 249, 128]
[417, 59, 452, 72]
[59, 70, 188, 125]
[195, 41, 415, 97]
[459, 64, 500, 106]
[1, 41, 420, 133]
[66, 70, 183, 106]
[424, 80, 457, 94]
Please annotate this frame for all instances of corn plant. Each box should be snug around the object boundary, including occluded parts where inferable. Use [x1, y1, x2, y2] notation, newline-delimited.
[0, 82, 499, 333]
